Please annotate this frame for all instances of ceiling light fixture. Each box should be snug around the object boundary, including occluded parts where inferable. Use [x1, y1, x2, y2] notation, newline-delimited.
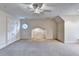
[32, 3, 43, 14]
[21, 3, 52, 14]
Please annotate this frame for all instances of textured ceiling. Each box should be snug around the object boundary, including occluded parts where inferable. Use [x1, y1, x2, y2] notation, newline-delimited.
[0, 3, 79, 19]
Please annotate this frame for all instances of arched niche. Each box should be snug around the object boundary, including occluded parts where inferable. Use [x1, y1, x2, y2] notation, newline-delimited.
[32, 27, 46, 41]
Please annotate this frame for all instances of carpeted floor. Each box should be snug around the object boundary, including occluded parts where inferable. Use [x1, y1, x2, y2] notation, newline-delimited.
[0, 39, 79, 56]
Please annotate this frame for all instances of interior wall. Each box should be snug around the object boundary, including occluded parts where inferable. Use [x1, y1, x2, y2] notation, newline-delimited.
[0, 10, 20, 49]
[0, 10, 7, 49]
[61, 15, 79, 43]
[20, 18, 57, 40]
[53, 16, 64, 42]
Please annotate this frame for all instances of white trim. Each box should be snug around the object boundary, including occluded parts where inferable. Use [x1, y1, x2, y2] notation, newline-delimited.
[64, 41, 78, 44]
[0, 42, 6, 49]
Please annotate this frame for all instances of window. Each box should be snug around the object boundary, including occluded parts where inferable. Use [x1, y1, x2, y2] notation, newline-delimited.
[22, 24, 28, 30]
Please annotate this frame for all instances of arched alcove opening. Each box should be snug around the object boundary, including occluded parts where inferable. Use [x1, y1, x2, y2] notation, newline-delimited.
[32, 27, 46, 41]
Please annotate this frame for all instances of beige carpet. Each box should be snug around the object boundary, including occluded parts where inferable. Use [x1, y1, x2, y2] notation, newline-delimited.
[0, 39, 79, 56]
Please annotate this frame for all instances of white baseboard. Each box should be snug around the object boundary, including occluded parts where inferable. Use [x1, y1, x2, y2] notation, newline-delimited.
[7, 39, 16, 45]
[64, 41, 78, 44]
[7, 37, 20, 45]
[0, 42, 6, 49]
[0, 37, 20, 49]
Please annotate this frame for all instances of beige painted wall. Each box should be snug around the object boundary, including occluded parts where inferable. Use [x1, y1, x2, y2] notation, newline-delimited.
[57, 20, 64, 42]
[20, 18, 57, 40]
[0, 10, 7, 48]
[53, 16, 64, 42]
